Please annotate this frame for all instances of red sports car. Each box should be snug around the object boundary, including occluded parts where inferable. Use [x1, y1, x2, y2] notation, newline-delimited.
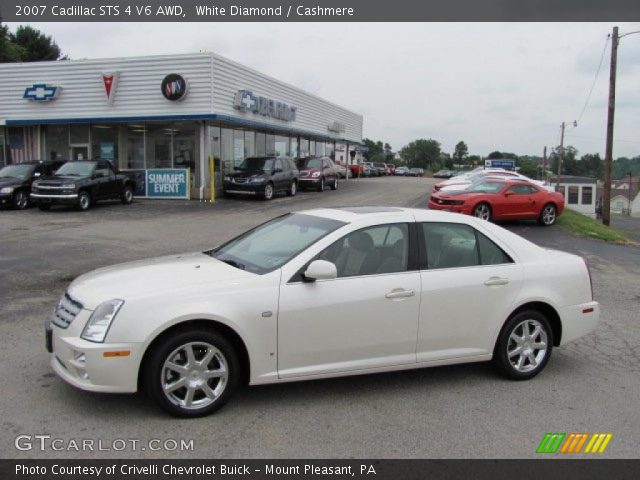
[428, 178, 565, 226]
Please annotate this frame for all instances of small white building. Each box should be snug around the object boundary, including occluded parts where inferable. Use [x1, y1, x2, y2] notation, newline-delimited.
[554, 176, 597, 217]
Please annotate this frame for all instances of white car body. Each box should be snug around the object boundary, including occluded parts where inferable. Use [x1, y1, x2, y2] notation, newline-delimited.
[48, 208, 599, 400]
[438, 171, 554, 192]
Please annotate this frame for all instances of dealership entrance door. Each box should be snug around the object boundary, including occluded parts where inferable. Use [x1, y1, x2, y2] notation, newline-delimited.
[70, 145, 89, 161]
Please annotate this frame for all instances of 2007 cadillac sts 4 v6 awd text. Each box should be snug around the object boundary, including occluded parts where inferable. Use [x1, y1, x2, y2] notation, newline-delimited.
[45, 207, 599, 417]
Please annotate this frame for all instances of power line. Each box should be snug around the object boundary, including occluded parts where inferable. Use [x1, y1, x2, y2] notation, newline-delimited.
[565, 133, 640, 145]
[576, 35, 610, 125]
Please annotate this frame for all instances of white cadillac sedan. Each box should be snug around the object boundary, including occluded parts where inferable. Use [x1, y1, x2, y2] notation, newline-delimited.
[46, 207, 599, 417]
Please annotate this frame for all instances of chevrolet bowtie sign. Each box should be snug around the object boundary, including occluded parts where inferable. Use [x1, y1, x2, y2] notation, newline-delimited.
[23, 84, 60, 101]
[233, 90, 297, 122]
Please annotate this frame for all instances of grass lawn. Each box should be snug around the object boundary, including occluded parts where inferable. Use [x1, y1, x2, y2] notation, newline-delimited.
[557, 209, 633, 244]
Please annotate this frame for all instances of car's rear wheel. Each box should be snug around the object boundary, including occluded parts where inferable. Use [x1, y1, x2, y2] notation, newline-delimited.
[287, 180, 297, 197]
[493, 310, 553, 380]
[330, 177, 338, 190]
[13, 190, 29, 210]
[473, 202, 492, 221]
[143, 328, 240, 417]
[263, 182, 274, 200]
[77, 191, 91, 211]
[121, 185, 134, 204]
[538, 203, 557, 226]
[317, 177, 325, 192]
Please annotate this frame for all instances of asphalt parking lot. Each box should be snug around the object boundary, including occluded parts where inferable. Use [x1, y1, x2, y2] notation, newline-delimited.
[1, 175, 639, 459]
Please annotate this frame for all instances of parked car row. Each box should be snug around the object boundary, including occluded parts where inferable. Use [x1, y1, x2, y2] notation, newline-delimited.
[0, 160, 135, 211]
[223, 156, 342, 200]
[434, 167, 554, 192]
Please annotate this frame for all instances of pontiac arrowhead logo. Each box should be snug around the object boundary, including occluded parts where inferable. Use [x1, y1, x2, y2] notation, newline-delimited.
[23, 84, 60, 101]
[102, 72, 119, 104]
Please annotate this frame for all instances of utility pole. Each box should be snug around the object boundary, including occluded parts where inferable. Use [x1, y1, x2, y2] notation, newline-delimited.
[556, 122, 566, 190]
[542, 146, 547, 181]
[603, 26, 619, 226]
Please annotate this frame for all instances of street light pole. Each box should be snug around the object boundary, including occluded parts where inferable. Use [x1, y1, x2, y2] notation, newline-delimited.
[603, 26, 619, 226]
[556, 122, 566, 191]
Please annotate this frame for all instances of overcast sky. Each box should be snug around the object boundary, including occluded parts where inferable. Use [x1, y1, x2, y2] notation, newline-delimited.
[8, 22, 640, 158]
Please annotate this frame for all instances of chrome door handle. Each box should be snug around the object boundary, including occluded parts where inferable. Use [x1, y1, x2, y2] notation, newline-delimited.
[385, 289, 416, 299]
[484, 277, 509, 287]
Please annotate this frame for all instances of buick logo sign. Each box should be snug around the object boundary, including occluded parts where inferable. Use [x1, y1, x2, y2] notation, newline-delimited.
[161, 74, 188, 101]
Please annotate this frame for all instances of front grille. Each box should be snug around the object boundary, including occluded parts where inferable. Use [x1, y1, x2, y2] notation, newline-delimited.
[430, 196, 462, 206]
[51, 292, 83, 329]
[300, 171, 310, 178]
[233, 178, 249, 184]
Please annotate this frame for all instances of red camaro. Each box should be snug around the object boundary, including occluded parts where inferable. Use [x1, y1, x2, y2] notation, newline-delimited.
[428, 178, 565, 226]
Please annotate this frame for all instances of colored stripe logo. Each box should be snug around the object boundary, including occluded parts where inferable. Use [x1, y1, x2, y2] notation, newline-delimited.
[537, 433, 613, 454]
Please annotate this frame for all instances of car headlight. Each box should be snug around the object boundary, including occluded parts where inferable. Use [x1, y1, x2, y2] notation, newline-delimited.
[311, 172, 321, 178]
[224, 176, 231, 181]
[0, 187, 14, 194]
[250, 177, 265, 184]
[81, 299, 124, 343]
[61, 183, 76, 189]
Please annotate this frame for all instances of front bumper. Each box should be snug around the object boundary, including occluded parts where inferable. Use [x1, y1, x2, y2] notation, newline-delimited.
[31, 193, 79, 205]
[48, 319, 141, 393]
[427, 199, 470, 214]
[0, 192, 13, 205]
[223, 182, 264, 195]
[299, 177, 322, 185]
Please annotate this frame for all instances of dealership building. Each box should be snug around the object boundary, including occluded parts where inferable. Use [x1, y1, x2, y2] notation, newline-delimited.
[0, 52, 364, 198]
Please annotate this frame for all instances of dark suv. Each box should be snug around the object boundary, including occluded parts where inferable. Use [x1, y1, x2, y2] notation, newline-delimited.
[223, 156, 299, 200]
[31, 160, 136, 211]
[0, 160, 65, 210]
[296, 156, 338, 191]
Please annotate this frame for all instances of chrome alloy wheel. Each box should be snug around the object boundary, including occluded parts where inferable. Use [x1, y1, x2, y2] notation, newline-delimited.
[124, 188, 133, 203]
[264, 183, 274, 200]
[14, 190, 28, 209]
[290, 181, 297, 196]
[161, 342, 229, 410]
[474, 203, 491, 221]
[507, 319, 548, 373]
[541, 205, 556, 225]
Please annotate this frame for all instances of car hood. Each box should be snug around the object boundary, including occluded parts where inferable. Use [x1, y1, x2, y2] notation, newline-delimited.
[38, 175, 90, 185]
[67, 252, 254, 309]
[228, 170, 268, 179]
[0, 177, 26, 187]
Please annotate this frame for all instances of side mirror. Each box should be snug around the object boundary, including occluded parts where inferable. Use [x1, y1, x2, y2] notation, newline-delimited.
[504, 191, 514, 196]
[303, 260, 337, 282]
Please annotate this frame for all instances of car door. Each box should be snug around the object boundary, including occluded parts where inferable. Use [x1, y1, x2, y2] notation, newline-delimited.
[277, 222, 421, 379]
[272, 158, 286, 191]
[496, 184, 534, 218]
[323, 158, 335, 182]
[416, 221, 523, 362]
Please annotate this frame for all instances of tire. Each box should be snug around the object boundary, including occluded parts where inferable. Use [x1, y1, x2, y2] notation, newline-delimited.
[143, 328, 240, 417]
[492, 310, 553, 380]
[37, 204, 51, 211]
[287, 180, 297, 197]
[330, 177, 338, 191]
[473, 202, 492, 221]
[538, 203, 557, 226]
[121, 185, 134, 205]
[77, 191, 91, 211]
[263, 182, 274, 200]
[13, 190, 29, 210]
[317, 177, 325, 192]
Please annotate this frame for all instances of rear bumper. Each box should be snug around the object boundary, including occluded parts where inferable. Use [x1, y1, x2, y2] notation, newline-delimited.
[559, 301, 600, 345]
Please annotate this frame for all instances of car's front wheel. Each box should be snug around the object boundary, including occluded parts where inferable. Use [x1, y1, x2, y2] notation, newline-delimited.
[538, 203, 557, 226]
[263, 182, 274, 200]
[287, 180, 297, 197]
[77, 191, 91, 211]
[473, 202, 492, 221]
[330, 177, 338, 190]
[13, 190, 29, 210]
[492, 310, 553, 380]
[317, 177, 325, 192]
[143, 328, 240, 417]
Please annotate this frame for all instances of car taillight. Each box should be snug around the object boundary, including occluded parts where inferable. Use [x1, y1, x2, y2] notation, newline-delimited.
[582, 257, 594, 301]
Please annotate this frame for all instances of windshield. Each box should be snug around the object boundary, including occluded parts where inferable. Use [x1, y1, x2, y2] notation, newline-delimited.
[205, 213, 346, 275]
[55, 162, 96, 176]
[0, 164, 35, 180]
[299, 158, 323, 170]
[237, 157, 275, 172]
[468, 181, 505, 193]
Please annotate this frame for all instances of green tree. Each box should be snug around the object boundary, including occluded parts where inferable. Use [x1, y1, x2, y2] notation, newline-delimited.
[7, 25, 65, 62]
[383, 143, 394, 162]
[362, 138, 384, 161]
[549, 146, 578, 176]
[399, 139, 441, 170]
[467, 155, 482, 167]
[452, 141, 468, 165]
[0, 22, 22, 62]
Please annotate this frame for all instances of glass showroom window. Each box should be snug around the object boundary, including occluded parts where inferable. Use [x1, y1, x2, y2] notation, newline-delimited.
[244, 131, 255, 158]
[0, 127, 6, 166]
[310, 140, 316, 156]
[256, 132, 266, 156]
[145, 123, 172, 168]
[265, 134, 276, 156]
[125, 125, 145, 169]
[299, 138, 310, 157]
[44, 124, 68, 162]
[581, 186, 593, 205]
[220, 128, 234, 171]
[325, 142, 335, 160]
[91, 124, 119, 164]
[233, 130, 245, 167]
[290, 137, 299, 158]
[274, 135, 289, 157]
[567, 186, 579, 204]
[173, 122, 198, 171]
[70, 124, 90, 145]
[315, 141, 326, 157]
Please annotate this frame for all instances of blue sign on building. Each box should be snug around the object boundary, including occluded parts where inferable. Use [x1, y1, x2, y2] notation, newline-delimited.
[485, 159, 516, 171]
[145, 169, 189, 199]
